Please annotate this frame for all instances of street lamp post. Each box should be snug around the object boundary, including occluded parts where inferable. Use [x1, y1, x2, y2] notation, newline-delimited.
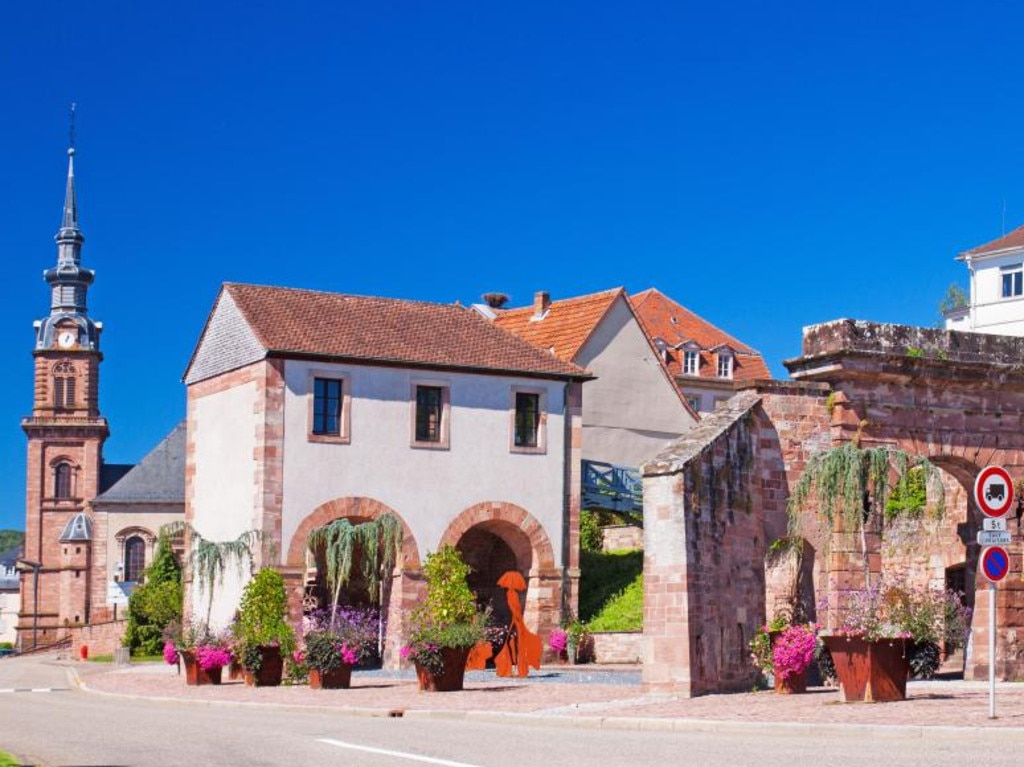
[15, 559, 42, 651]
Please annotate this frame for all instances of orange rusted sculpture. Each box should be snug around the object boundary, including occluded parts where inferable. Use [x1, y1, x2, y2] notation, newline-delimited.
[492, 570, 542, 677]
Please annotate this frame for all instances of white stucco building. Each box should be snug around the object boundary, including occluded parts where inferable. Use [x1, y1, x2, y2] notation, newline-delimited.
[946, 224, 1024, 335]
[183, 283, 591, 663]
[485, 288, 698, 468]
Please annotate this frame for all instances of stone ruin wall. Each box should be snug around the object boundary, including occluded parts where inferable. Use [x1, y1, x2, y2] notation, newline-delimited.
[641, 384, 832, 695]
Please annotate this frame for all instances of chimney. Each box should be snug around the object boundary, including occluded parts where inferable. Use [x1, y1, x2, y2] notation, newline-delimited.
[533, 291, 550, 319]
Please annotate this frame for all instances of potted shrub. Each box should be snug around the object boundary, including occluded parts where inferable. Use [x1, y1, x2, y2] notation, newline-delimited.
[564, 617, 590, 664]
[234, 568, 296, 687]
[770, 623, 818, 694]
[401, 546, 488, 692]
[301, 606, 378, 690]
[164, 620, 233, 685]
[820, 578, 968, 701]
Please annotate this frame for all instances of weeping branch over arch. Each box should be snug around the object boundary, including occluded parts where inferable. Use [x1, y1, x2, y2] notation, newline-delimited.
[306, 512, 403, 622]
[787, 443, 945, 585]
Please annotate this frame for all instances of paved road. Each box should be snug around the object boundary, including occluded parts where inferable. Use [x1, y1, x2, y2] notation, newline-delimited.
[1, 657, 1022, 767]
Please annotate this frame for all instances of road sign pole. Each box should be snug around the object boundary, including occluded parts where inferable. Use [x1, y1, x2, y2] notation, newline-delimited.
[989, 582, 996, 720]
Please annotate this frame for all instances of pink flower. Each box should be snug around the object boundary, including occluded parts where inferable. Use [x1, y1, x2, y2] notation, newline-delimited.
[549, 628, 568, 654]
[399, 645, 412, 660]
[195, 645, 233, 671]
[163, 641, 178, 666]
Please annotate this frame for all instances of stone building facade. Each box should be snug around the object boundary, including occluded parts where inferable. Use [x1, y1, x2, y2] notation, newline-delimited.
[642, 320, 1024, 694]
[183, 283, 591, 664]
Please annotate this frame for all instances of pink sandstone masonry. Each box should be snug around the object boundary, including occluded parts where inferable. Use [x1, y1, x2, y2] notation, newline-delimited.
[642, 320, 1024, 695]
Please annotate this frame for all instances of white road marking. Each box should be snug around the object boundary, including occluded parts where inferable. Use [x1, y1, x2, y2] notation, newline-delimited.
[0, 688, 59, 693]
[317, 738, 489, 767]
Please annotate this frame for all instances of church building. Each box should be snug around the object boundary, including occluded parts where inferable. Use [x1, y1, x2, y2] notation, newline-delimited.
[18, 144, 184, 651]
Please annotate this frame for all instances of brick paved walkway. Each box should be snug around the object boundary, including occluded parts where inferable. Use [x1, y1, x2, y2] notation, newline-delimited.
[67, 660, 1024, 732]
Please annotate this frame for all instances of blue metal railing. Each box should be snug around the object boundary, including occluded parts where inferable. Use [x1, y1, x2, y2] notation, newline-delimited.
[581, 459, 643, 516]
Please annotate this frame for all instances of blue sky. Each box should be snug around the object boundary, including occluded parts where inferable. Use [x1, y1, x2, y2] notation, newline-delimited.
[1, 1, 1021, 530]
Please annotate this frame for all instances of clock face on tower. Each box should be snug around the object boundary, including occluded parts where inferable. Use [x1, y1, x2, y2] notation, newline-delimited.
[57, 330, 76, 349]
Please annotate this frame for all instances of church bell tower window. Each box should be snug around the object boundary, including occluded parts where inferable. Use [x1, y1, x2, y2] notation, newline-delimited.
[54, 463, 73, 499]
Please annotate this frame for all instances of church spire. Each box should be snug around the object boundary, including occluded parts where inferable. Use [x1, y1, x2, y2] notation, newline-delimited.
[36, 107, 100, 352]
[55, 146, 85, 263]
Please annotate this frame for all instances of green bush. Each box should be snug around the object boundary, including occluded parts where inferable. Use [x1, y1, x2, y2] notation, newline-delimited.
[580, 510, 603, 552]
[124, 533, 183, 656]
[235, 567, 296, 671]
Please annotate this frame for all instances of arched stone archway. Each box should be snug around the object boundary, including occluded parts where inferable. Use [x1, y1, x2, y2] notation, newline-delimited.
[439, 502, 562, 645]
[645, 322, 1024, 694]
[286, 498, 422, 668]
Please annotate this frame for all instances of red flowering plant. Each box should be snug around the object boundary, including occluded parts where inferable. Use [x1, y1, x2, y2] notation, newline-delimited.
[771, 623, 818, 681]
[548, 627, 568, 655]
[161, 618, 233, 671]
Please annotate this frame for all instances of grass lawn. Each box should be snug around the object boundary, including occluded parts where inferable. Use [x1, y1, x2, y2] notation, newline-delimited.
[0, 749, 20, 766]
[578, 548, 643, 630]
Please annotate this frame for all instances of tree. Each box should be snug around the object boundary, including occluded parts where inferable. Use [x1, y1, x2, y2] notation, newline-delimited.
[123, 533, 183, 655]
[938, 283, 968, 321]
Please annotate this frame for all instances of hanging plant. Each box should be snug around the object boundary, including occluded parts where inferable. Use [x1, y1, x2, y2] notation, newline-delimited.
[306, 513, 403, 623]
[787, 442, 944, 585]
[162, 522, 263, 622]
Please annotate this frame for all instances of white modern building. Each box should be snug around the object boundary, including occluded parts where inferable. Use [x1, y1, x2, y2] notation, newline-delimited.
[946, 224, 1024, 335]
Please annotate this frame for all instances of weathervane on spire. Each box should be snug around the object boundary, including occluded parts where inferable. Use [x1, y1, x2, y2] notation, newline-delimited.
[69, 102, 76, 154]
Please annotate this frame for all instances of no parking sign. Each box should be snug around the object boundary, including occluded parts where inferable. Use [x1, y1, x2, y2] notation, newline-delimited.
[980, 545, 1010, 583]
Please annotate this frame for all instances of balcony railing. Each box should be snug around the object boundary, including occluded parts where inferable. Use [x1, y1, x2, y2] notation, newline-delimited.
[582, 459, 643, 517]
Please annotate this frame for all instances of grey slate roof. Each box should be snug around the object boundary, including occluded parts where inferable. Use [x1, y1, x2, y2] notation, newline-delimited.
[59, 512, 93, 542]
[94, 422, 186, 504]
[0, 546, 24, 591]
[0, 545, 23, 569]
[99, 464, 133, 494]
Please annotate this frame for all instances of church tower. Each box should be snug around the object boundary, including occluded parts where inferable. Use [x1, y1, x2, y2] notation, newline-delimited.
[19, 141, 108, 649]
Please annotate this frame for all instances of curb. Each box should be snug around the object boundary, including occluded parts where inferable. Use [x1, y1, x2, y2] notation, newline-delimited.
[69, 668, 1024, 740]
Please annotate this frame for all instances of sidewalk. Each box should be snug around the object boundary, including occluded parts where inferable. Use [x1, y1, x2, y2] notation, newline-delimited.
[66, 658, 1024, 734]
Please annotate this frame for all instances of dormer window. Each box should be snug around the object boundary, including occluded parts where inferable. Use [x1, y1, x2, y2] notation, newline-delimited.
[683, 350, 700, 376]
[717, 352, 734, 379]
[1002, 263, 1023, 298]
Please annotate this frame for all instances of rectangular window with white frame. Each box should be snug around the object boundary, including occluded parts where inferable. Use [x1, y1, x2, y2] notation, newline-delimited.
[308, 372, 351, 443]
[683, 350, 699, 376]
[717, 353, 733, 379]
[511, 387, 546, 453]
[411, 381, 450, 449]
[1002, 263, 1023, 298]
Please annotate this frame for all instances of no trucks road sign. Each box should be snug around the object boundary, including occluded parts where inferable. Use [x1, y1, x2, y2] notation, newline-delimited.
[981, 545, 1010, 583]
[974, 466, 1015, 519]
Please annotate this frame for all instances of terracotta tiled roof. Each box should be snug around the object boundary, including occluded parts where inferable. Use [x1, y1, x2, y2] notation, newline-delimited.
[222, 283, 589, 380]
[490, 288, 623, 362]
[962, 223, 1024, 257]
[630, 288, 771, 383]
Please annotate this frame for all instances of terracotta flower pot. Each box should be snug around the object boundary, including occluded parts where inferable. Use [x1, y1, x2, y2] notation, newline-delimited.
[180, 650, 223, 686]
[309, 664, 353, 690]
[774, 670, 808, 694]
[823, 635, 908, 702]
[243, 645, 284, 687]
[414, 646, 471, 692]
